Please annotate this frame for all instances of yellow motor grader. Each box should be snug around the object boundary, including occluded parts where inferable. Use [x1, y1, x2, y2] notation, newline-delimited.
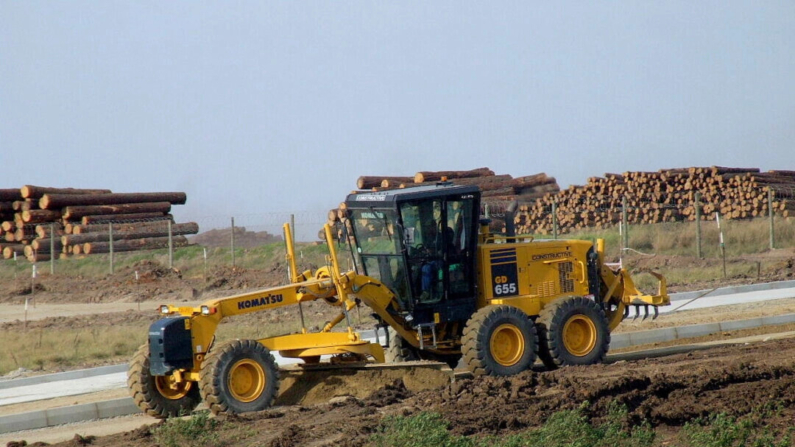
[128, 183, 668, 417]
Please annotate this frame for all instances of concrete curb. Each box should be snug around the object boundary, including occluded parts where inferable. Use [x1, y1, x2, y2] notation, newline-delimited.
[610, 312, 795, 349]
[0, 363, 127, 390]
[669, 280, 795, 302]
[0, 364, 128, 390]
[0, 397, 139, 434]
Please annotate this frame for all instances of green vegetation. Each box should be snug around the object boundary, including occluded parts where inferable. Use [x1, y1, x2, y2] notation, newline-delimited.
[680, 410, 793, 447]
[153, 410, 220, 447]
[370, 402, 793, 447]
[371, 403, 655, 447]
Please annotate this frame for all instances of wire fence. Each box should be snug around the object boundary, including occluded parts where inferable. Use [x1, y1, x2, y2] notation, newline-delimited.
[0, 210, 329, 280]
[1, 195, 793, 283]
[483, 189, 795, 286]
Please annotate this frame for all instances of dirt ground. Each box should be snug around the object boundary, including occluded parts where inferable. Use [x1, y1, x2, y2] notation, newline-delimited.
[2, 251, 795, 446]
[0, 261, 288, 306]
[4, 336, 791, 447]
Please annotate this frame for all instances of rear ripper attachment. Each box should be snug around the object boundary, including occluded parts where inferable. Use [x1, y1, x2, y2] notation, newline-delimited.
[592, 239, 669, 326]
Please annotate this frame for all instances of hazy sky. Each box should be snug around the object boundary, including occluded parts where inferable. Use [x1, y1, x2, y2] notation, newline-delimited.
[2, 2, 794, 237]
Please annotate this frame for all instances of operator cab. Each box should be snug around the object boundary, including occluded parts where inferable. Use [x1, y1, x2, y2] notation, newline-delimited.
[344, 184, 481, 325]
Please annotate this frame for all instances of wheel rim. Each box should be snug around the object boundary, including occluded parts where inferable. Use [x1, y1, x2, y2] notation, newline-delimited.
[562, 315, 597, 356]
[489, 324, 525, 366]
[228, 359, 266, 403]
[155, 375, 193, 400]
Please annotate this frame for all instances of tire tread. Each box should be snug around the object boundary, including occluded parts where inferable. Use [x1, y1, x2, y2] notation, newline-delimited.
[537, 296, 610, 369]
[199, 339, 280, 415]
[126, 343, 201, 418]
[462, 305, 537, 377]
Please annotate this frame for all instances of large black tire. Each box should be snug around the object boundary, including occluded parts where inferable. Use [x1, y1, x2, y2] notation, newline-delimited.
[199, 340, 280, 415]
[385, 327, 462, 369]
[536, 296, 610, 370]
[462, 305, 537, 376]
[384, 327, 420, 363]
[127, 343, 201, 418]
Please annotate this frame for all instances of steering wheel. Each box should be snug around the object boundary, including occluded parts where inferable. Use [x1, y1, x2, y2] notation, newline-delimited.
[410, 244, 426, 257]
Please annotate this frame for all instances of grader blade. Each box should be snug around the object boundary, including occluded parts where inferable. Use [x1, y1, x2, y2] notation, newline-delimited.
[274, 361, 454, 406]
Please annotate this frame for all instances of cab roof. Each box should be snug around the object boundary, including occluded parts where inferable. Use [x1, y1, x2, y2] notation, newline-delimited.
[345, 183, 480, 207]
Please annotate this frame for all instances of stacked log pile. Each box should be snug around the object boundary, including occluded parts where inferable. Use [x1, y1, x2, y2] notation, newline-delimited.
[0, 186, 197, 261]
[335, 166, 795, 238]
[514, 167, 795, 235]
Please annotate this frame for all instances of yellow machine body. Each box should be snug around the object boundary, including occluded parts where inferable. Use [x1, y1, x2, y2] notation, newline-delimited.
[477, 233, 667, 330]
[477, 238, 592, 315]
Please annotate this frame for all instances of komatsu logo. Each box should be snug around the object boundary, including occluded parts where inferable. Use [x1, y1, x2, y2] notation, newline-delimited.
[532, 252, 572, 261]
[237, 294, 284, 310]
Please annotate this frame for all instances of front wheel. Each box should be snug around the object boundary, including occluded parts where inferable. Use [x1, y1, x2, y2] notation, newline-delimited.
[384, 327, 420, 363]
[199, 340, 280, 415]
[537, 296, 610, 370]
[385, 327, 461, 369]
[127, 344, 201, 418]
[462, 305, 537, 376]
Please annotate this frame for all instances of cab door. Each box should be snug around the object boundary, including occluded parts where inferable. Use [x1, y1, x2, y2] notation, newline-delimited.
[444, 198, 476, 300]
[400, 199, 444, 303]
[398, 195, 477, 304]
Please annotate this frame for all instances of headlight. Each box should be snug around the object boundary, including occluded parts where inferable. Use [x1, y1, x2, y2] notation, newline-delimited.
[159, 305, 170, 314]
[201, 305, 211, 315]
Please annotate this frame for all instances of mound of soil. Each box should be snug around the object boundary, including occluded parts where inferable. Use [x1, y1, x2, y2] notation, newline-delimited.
[0, 261, 289, 305]
[190, 227, 282, 249]
[276, 365, 450, 406]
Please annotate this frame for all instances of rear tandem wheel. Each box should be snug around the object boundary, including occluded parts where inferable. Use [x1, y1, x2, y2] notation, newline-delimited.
[536, 296, 610, 370]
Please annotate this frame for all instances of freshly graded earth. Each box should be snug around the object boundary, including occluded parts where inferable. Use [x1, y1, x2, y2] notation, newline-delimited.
[5, 335, 794, 446]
